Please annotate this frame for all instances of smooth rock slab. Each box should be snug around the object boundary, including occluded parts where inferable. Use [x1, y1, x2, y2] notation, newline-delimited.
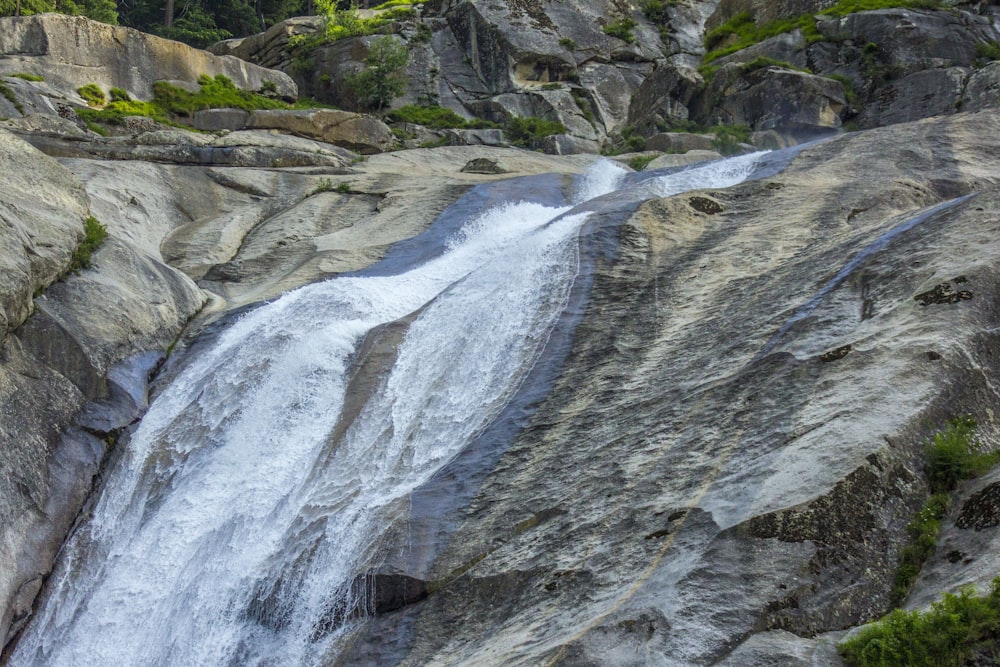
[247, 109, 395, 154]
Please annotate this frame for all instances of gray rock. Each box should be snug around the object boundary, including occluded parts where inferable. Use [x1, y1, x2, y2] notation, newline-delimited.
[645, 131, 716, 153]
[191, 108, 251, 132]
[858, 67, 969, 129]
[0, 130, 88, 341]
[538, 133, 602, 155]
[459, 157, 508, 174]
[246, 109, 395, 154]
[700, 64, 846, 131]
[706, 0, 836, 31]
[961, 61, 1000, 113]
[0, 14, 296, 102]
[626, 62, 704, 136]
[443, 128, 507, 146]
[645, 149, 723, 169]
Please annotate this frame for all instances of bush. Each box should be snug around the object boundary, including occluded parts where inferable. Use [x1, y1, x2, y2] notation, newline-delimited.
[67, 216, 108, 273]
[507, 116, 566, 148]
[976, 40, 1000, 61]
[840, 578, 1000, 667]
[77, 83, 106, 107]
[627, 154, 657, 171]
[602, 16, 637, 43]
[891, 493, 950, 605]
[558, 37, 576, 49]
[345, 36, 409, 111]
[925, 416, 999, 494]
[639, 0, 675, 23]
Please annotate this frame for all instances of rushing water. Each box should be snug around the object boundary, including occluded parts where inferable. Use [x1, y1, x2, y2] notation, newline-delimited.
[12, 153, 770, 666]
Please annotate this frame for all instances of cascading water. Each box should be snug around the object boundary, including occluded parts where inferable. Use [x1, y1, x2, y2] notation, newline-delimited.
[12, 152, 769, 666]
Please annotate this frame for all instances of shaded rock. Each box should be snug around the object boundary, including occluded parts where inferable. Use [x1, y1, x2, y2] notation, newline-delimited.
[956, 481, 1000, 531]
[645, 131, 715, 153]
[443, 128, 507, 147]
[961, 61, 1000, 113]
[0, 14, 296, 102]
[460, 157, 508, 174]
[538, 133, 601, 155]
[247, 109, 395, 154]
[626, 63, 704, 136]
[707, 0, 834, 31]
[711, 30, 809, 70]
[191, 108, 250, 132]
[699, 64, 845, 131]
[913, 281, 973, 306]
[1, 113, 93, 140]
[858, 67, 969, 129]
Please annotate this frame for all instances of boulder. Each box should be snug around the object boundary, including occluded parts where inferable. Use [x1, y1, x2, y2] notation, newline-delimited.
[645, 131, 716, 153]
[0, 14, 296, 102]
[858, 67, 969, 129]
[698, 64, 845, 131]
[247, 109, 395, 154]
[961, 61, 1000, 113]
[645, 149, 723, 169]
[191, 108, 251, 132]
[626, 63, 704, 136]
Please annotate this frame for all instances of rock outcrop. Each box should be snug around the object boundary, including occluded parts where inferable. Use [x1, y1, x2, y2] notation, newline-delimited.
[332, 110, 1000, 665]
[0, 14, 297, 102]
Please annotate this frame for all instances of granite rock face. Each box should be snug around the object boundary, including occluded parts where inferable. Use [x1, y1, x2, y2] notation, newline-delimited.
[0, 14, 296, 102]
[332, 110, 1000, 665]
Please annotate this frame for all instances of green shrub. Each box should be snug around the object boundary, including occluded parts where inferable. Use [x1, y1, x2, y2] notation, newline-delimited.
[9, 73, 44, 82]
[627, 154, 657, 171]
[507, 116, 565, 148]
[558, 37, 576, 49]
[412, 22, 433, 43]
[0, 82, 23, 114]
[602, 16, 637, 43]
[345, 36, 409, 111]
[108, 87, 131, 102]
[702, 0, 943, 64]
[891, 493, 950, 606]
[335, 181, 352, 193]
[925, 416, 999, 494]
[840, 578, 1000, 667]
[711, 124, 752, 155]
[67, 216, 108, 273]
[77, 83, 106, 107]
[639, 0, 676, 23]
[826, 73, 859, 105]
[975, 40, 1000, 61]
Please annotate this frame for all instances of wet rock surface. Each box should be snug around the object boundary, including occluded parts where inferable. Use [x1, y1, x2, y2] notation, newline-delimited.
[334, 111, 1000, 664]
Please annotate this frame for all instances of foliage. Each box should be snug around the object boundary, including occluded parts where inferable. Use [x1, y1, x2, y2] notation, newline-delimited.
[925, 416, 999, 494]
[627, 154, 657, 171]
[558, 37, 576, 50]
[711, 124, 751, 154]
[385, 104, 497, 129]
[826, 73, 859, 105]
[975, 41, 1000, 61]
[703, 0, 943, 64]
[345, 36, 409, 111]
[412, 22, 433, 43]
[602, 16, 636, 43]
[840, 578, 1000, 667]
[891, 493, 950, 606]
[8, 73, 44, 81]
[0, 81, 23, 114]
[77, 83, 106, 107]
[314, 1, 411, 42]
[507, 116, 565, 148]
[0, 0, 117, 22]
[335, 181, 351, 193]
[639, 0, 677, 24]
[373, 0, 426, 8]
[67, 216, 108, 273]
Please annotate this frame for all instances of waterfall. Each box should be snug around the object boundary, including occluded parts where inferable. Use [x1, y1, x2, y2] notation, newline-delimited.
[12, 152, 769, 667]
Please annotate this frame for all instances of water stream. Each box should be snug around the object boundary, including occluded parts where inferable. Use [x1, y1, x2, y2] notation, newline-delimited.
[12, 152, 771, 666]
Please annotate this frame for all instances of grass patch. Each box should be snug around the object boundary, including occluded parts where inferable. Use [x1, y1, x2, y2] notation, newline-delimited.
[507, 116, 565, 148]
[627, 154, 658, 171]
[703, 0, 944, 64]
[558, 37, 576, 49]
[67, 216, 108, 274]
[826, 73, 859, 105]
[699, 56, 811, 81]
[77, 83, 106, 107]
[602, 16, 637, 43]
[840, 578, 1000, 667]
[372, 0, 426, 9]
[0, 82, 23, 114]
[639, 0, 678, 23]
[75, 75, 306, 129]
[8, 73, 44, 82]
[386, 104, 498, 129]
[926, 416, 999, 494]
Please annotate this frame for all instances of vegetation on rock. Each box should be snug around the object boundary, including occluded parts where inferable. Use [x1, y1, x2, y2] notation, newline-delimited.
[345, 36, 409, 110]
[67, 216, 108, 274]
[8, 72, 44, 81]
[602, 15, 637, 43]
[386, 105, 498, 129]
[840, 578, 1000, 667]
[506, 116, 565, 149]
[77, 83, 106, 107]
[0, 82, 23, 114]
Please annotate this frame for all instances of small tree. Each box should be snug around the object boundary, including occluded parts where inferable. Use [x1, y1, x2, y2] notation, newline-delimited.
[346, 35, 408, 111]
